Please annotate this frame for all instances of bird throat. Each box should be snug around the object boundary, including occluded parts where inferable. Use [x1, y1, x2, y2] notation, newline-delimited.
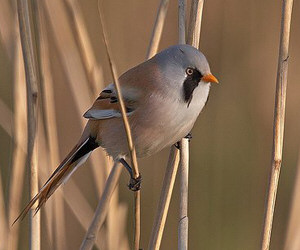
[183, 69, 203, 107]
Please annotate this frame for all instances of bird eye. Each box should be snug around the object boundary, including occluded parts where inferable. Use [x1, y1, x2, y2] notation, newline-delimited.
[186, 68, 194, 75]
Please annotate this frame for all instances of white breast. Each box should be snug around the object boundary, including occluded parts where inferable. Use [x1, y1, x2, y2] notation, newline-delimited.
[100, 83, 210, 159]
[134, 82, 210, 157]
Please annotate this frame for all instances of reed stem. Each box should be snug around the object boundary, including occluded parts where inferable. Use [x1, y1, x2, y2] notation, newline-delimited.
[80, 162, 122, 250]
[97, 3, 141, 249]
[148, 146, 180, 250]
[17, 0, 40, 249]
[178, 1, 204, 249]
[261, 0, 294, 249]
[146, 0, 170, 59]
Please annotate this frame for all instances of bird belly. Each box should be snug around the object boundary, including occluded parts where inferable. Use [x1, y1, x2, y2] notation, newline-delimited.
[99, 86, 209, 159]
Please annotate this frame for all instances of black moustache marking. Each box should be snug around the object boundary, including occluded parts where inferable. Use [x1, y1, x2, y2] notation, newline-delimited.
[183, 69, 203, 106]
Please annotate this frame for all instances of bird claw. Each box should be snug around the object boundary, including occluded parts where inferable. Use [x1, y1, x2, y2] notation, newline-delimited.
[128, 174, 142, 191]
[174, 133, 192, 149]
[184, 132, 192, 141]
[119, 158, 142, 191]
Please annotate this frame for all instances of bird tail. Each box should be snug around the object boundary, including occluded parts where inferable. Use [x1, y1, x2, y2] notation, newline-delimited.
[13, 136, 99, 224]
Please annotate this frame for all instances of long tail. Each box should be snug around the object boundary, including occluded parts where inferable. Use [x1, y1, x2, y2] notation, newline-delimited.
[13, 136, 99, 224]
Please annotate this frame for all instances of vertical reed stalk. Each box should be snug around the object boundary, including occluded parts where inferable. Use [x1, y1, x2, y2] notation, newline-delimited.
[80, 162, 122, 250]
[187, 0, 204, 48]
[146, 0, 170, 59]
[178, 1, 204, 249]
[284, 149, 300, 250]
[37, 7, 67, 248]
[42, 0, 107, 199]
[0, 171, 7, 250]
[148, 146, 180, 250]
[146, 1, 190, 249]
[97, 4, 141, 250]
[64, 1, 128, 247]
[42, 2, 121, 247]
[81, 2, 141, 249]
[261, 0, 294, 249]
[8, 42, 27, 250]
[17, 0, 40, 249]
[0, 0, 14, 57]
[64, 0, 104, 96]
[178, 0, 186, 44]
[0, 7, 27, 250]
[178, 0, 188, 249]
[178, 139, 189, 250]
[97, 4, 139, 180]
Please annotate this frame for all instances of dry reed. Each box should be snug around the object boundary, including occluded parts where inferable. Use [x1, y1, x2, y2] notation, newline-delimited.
[178, 139, 189, 250]
[148, 0, 205, 248]
[2, 0, 129, 249]
[8, 43, 28, 250]
[64, 0, 104, 96]
[97, 4, 140, 180]
[177, 0, 188, 248]
[0, 9, 26, 250]
[42, 0, 108, 247]
[0, 171, 7, 250]
[80, 162, 123, 250]
[43, 1, 128, 248]
[0, 100, 16, 250]
[17, 0, 41, 249]
[261, 0, 294, 249]
[146, 0, 170, 59]
[0, 0, 14, 56]
[178, 0, 186, 45]
[81, 2, 141, 249]
[64, 2, 128, 247]
[178, 1, 205, 249]
[7, 41, 27, 250]
[148, 146, 180, 250]
[43, 0, 108, 197]
[145, 1, 183, 248]
[0, 99, 12, 135]
[284, 149, 300, 250]
[97, 3, 141, 250]
[37, 8, 67, 248]
[187, 0, 204, 48]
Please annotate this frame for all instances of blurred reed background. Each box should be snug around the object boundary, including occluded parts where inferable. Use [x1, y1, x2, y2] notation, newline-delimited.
[1, 0, 300, 249]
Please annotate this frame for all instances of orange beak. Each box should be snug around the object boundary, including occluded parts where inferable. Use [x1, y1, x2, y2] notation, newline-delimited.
[201, 73, 219, 84]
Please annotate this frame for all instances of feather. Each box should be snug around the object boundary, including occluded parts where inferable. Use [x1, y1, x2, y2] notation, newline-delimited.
[13, 136, 99, 224]
[83, 109, 120, 119]
[83, 86, 137, 120]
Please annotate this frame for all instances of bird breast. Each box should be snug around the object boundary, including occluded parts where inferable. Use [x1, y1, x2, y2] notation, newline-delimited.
[99, 83, 210, 159]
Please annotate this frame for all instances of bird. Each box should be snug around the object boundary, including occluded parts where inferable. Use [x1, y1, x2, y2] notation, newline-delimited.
[15, 44, 218, 222]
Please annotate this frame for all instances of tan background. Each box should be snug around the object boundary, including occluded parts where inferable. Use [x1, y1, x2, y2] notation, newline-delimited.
[1, 0, 300, 249]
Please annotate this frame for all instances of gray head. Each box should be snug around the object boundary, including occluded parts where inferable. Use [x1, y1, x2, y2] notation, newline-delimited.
[152, 44, 218, 104]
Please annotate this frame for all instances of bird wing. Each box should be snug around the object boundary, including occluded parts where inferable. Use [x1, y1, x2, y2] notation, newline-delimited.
[83, 84, 137, 120]
[84, 58, 159, 120]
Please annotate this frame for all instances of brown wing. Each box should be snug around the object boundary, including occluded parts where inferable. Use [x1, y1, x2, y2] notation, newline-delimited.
[83, 84, 137, 120]
[83, 58, 160, 120]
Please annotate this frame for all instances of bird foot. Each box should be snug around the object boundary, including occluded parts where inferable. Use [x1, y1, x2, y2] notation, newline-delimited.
[174, 133, 192, 149]
[174, 142, 180, 149]
[119, 158, 142, 191]
[184, 132, 192, 141]
[128, 174, 142, 191]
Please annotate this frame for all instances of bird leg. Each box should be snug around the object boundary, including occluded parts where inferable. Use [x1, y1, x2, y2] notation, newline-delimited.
[184, 132, 192, 141]
[119, 158, 142, 191]
[174, 132, 192, 149]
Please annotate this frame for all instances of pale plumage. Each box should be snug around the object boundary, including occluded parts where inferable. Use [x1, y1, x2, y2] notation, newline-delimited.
[15, 44, 218, 222]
